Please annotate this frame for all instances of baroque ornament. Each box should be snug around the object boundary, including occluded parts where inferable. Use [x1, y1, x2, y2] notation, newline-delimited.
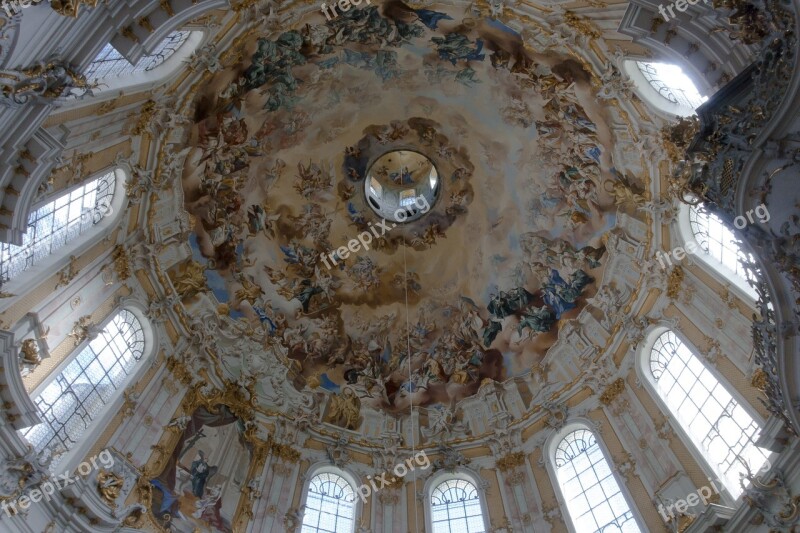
[156, 0, 636, 424]
[49, 0, 99, 17]
[542, 401, 569, 430]
[325, 386, 361, 430]
[495, 451, 526, 472]
[0, 57, 93, 106]
[55, 255, 80, 289]
[666, 265, 685, 300]
[68, 315, 95, 345]
[599, 377, 625, 405]
[110, 245, 132, 281]
[432, 446, 468, 472]
[18, 339, 40, 367]
[96, 469, 123, 507]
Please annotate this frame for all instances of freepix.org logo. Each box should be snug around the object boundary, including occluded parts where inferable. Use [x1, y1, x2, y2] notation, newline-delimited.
[1, 449, 115, 517]
[353, 450, 430, 503]
[658, 457, 772, 523]
[319, 195, 431, 270]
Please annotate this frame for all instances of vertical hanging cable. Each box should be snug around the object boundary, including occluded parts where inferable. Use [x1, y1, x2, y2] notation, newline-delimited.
[402, 239, 421, 533]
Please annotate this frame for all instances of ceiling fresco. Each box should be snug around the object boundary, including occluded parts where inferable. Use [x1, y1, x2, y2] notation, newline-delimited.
[165, 1, 647, 417]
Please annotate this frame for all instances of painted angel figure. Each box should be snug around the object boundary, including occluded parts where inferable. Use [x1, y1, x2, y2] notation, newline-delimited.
[191, 484, 223, 519]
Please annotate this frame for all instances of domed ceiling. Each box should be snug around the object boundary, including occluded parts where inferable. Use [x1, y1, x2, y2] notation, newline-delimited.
[162, 1, 648, 419]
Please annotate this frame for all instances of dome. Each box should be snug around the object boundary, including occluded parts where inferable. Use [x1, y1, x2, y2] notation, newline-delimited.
[0, 0, 798, 531]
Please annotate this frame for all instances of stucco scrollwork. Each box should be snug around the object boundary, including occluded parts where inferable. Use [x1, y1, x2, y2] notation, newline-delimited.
[0, 57, 93, 106]
[49, 0, 99, 17]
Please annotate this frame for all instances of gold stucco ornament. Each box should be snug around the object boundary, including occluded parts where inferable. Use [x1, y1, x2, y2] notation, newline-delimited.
[49, 0, 99, 17]
[96, 469, 123, 507]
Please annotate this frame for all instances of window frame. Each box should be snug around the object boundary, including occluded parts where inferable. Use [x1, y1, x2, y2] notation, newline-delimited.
[423, 467, 490, 533]
[22, 304, 156, 473]
[299, 463, 361, 533]
[676, 202, 758, 303]
[637, 326, 771, 504]
[0, 170, 115, 282]
[67, 30, 204, 104]
[545, 420, 645, 533]
[622, 59, 708, 118]
[83, 31, 193, 83]
[0, 168, 128, 310]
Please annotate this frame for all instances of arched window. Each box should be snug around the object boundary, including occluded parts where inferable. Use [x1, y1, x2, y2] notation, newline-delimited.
[688, 204, 758, 298]
[554, 428, 641, 533]
[649, 330, 769, 496]
[636, 62, 707, 109]
[84, 31, 191, 82]
[20, 309, 146, 469]
[300, 471, 356, 533]
[430, 477, 487, 533]
[0, 170, 115, 283]
[623, 60, 707, 117]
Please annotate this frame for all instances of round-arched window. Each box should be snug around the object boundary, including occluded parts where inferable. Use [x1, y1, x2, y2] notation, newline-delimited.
[430, 478, 486, 533]
[300, 471, 356, 533]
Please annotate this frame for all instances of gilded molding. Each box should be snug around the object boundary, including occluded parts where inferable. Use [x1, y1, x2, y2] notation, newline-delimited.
[49, 0, 99, 17]
[137, 16, 154, 34]
[496, 451, 526, 472]
[130, 100, 157, 136]
[751, 368, 768, 391]
[666, 265, 684, 300]
[19, 339, 40, 367]
[563, 11, 601, 40]
[599, 378, 625, 405]
[96, 469, 123, 508]
[55, 255, 80, 289]
[159, 0, 175, 16]
[68, 315, 94, 345]
[121, 27, 139, 44]
[110, 245, 132, 281]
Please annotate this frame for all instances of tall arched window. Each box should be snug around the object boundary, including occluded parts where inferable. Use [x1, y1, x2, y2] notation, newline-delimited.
[0, 170, 115, 283]
[430, 478, 487, 533]
[300, 471, 356, 533]
[84, 31, 191, 82]
[649, 330, 769, 496]
[553, 428, 641, 533]
[20, 309, 146, 469]
[688, 204, 758, 298]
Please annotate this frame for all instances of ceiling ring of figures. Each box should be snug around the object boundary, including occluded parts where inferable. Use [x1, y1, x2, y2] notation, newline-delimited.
[157, 1, 653, 425]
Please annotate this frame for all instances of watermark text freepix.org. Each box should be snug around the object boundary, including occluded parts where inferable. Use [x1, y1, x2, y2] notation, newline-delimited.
[657, 0, 710, 22]
[652, 203, 770, 270]
[1, 449, 115, 517]
[658, 458, 772, 522]
[320, 0, 370, 21]
[319, 195, 430, 270]
[354, 450, 430, 503]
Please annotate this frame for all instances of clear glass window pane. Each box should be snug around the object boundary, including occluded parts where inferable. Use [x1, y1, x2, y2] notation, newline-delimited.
[399, 189, 417, 207]
[650, 330, 770, 495]
[636, 61, 707, 109]
[19, 310, 145, 469]
[430, 478, 487, 533]
[689, 204, 758, 296]
[554, 429, 641, 533]
[300, 472, 356, 533]
[0, 171, 115, 282]
[83, 31, 191, 83]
